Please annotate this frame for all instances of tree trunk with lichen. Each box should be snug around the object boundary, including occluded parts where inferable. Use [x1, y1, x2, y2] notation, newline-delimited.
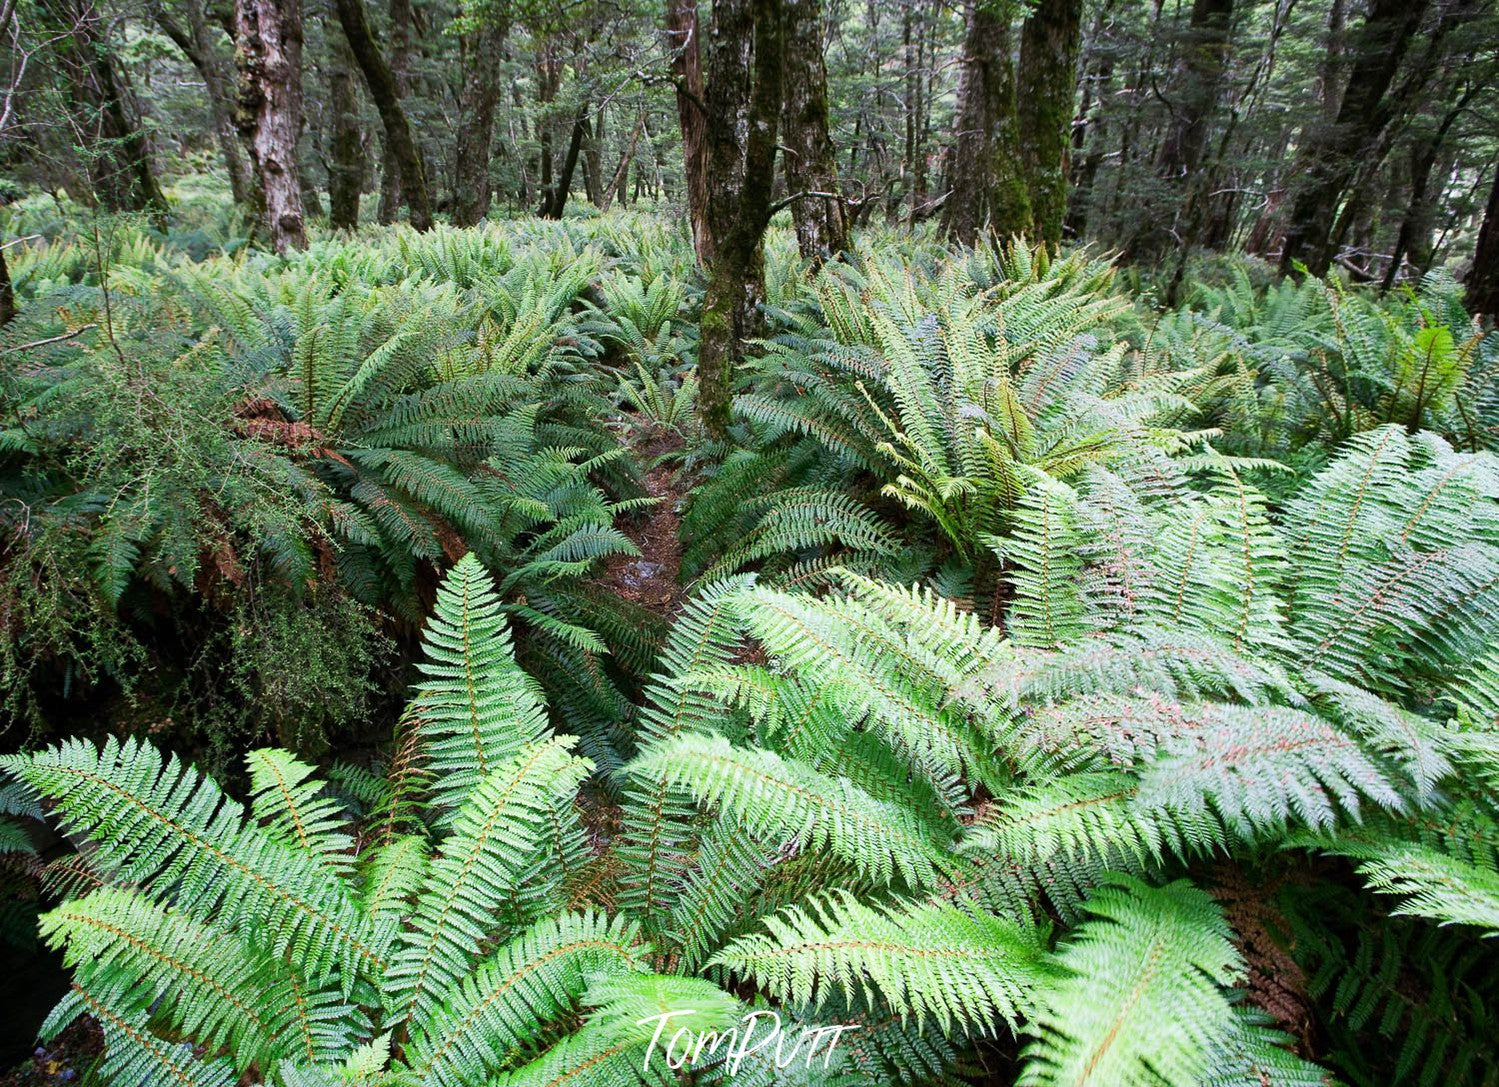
[943, 0, 1026, 245]
[235, 0, 307, 252]
[377, 0, 411, 223]
[1016, 0, 1080, 246]
[698, 0, 784, 440]
[668, 0, 712, 264]
[780, 0, 845, 265]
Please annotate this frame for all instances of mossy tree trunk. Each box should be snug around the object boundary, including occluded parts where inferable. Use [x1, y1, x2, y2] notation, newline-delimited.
[334, 0, 432, 231]
[51, 0, 169, 226]
[151, 0, 259, 211]
[698, 0, 784, 440]
[326, 19, 364, 231]
[452, 11, 508, 226]
[235, 0, 307, 252]
[780, 0, 846, 265]
[943, 0, 1024, 245]
[1016, 0, 1081, 246]
[376, 0, 411, 223]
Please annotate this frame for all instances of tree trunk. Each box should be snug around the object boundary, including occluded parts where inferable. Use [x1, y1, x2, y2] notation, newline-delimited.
[377, 0, 411, 222]
[1156, 0, 1234, 182]
[334, 0, 431, 230]
[1064, 2, 1115, 240]
[1016, 0, 1081, 246]
[698, 0, 784, 440]
[1466, 161, 1499, 318]
[0, 244, 14, 327]
[326, 19, 364, 230]
[533, 37, 561, 216]
[452, 14, 508, 226]
[1382, 81, 1476, 291]
[601, 110, 647, 211]
[583, 109, 605, 207]
[1319, 0, 1346, 122]
[667, 0, 712, 263]
[943, 0, 1024, 245]
[780, 0, 846, 264]
[1278, 0, 1427, 276]
[540, 106, 589, 219]
[52, 0, 169, 225]
[151, 0, 258, 209]
[235, 0, 307, 252]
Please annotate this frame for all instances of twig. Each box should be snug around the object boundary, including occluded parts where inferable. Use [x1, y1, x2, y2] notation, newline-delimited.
[769, 190, 842, 215]
[0, 324, 98, 355]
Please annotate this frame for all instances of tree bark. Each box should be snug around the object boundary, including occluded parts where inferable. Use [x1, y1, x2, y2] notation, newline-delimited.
[333, 0, 431, 230]
[1278, 0, 1428, 276]
[1382, 80, 1476, 291]
[452, 13, 508, 226]
[1016, 0, 1081, 246]
[152, 0, 258, 209]
[943, 0, 1024, 245]
[667, 0, 712, 263]
[780, 0, 846, 264]
[1466, 161, 1499, 318]
[1156, 0, 1234, 182]
[698, 0, 784, 440]
[326, 18, 364, 230]
[0, 244, 14, 327]
[377, 0, 411, 222]
[583, 109, 605, 207]
[51, 0, 169, 225]
[235, 0, 307, 252]
[601, 110, 647, 211]
[540, 105, 588, 219]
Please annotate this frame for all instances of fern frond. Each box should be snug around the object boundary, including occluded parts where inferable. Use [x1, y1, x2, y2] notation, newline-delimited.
[712, 891, 1050, 1033]
[1019, 876, 1244, 1087]
[412, 553, 552, 817]
[382, 737, 592, 1025]
[1, 737, 388, 985]
[626, 733, 948, 888]
[405, 911, 648, 1087]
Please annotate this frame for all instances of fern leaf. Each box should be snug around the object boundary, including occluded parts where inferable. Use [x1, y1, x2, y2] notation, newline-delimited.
[712, 891, 1050, 1033]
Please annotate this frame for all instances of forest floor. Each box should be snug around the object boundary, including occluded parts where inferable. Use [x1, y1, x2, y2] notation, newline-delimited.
[599, 425, 687, 621]
[0, 1020, 101, 1086]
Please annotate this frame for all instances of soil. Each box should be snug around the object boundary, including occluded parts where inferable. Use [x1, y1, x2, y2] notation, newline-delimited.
[0, 1020, 101, 1087]
[599, 424, 687, 619]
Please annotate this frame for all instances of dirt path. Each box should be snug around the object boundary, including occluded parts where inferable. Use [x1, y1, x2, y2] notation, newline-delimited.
[600, 427, 687, 620]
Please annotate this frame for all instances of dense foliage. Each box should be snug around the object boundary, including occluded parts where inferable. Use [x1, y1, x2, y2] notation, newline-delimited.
[0, 198, 1497, 1086]
[5, 0, 1499, 1074]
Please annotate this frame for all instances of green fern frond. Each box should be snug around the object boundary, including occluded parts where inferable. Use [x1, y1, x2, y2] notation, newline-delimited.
[712, 891, 1050, 1033]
